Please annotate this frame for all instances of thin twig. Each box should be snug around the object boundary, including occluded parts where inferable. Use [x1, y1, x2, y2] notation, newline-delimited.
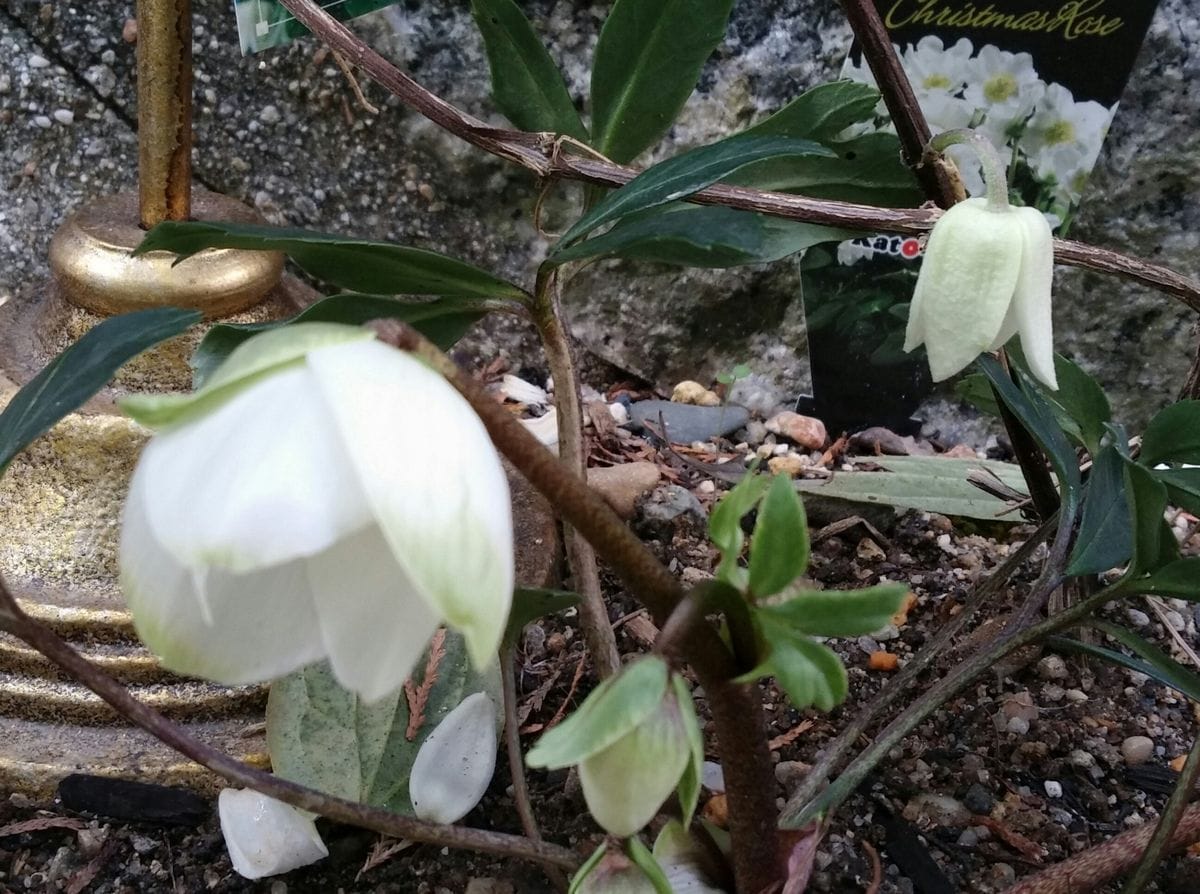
[779, 515, 1056, 822]
[371, 321, 784, 893]
[0, 579, 579, 871]
[862, 840, 883, 894]
[501, 646, 568, 891]
[1121, 710, 1200, 894]
[331, 50, 379, 114]
[275, 0, 1200, 314]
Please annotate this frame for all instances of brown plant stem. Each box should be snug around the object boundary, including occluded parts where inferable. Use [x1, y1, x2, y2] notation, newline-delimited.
[0, 579, 579, 871]
[374, 321, 782, 893]
[532, 266, 621, 679]
[779, 514, 1057, 822]
[276, 0, 1200, 314]
[501, 646, 568, 891]
[1120, 712, 1200, 894]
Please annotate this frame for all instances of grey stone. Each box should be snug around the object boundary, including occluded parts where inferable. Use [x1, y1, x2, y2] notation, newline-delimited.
[962, 782, 994, 815]
[629, 399, 750, 444]
[640, 484, 706, 524]
[1122, 735, 1155, 766]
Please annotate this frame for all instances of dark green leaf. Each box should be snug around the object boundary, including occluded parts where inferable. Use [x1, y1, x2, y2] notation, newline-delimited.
[191, 293, 484, 387]
[748, 475, 810, 598]
[745, 81, 881, 143]
[548, 203, 849, 268]
[135, 221, 529, 301]
[1155, 467, 1200, 516]
[470, 0, 587, 140]
[727, 132, 922, 207]
[1124, 459, 1176, 576]
[1049, 623, 1200, 702]
[1067, 445, 1132, 575]
[1127, 557, 1200, 600]
[743, 618, 847, 712]
[977, 354, 1081, 514]
[554, 135, 834, 250]
[589, 0, 735, 163]
[266, 633, 500, 813]
[1043, 355, 1110, 455]
[0, 307, 200, 473]
[759, 583, 908, 638]
[1140, 400, 1200, 466]
[502, 587, 580, 651]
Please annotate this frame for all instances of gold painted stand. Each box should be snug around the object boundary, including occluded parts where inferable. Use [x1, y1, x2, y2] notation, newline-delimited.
[0, 1, 558, 796]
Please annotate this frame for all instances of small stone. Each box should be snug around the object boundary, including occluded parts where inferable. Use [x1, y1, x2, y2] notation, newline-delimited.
[259, 104, 282, 124]
[765, 411, 827, 449]
[1064, 688, 1088, 703]
[270, 883, 288, 894]
[868, 651, 898, 671]
[33, 115, 52, 128]
[774, 760, 812, 793]
[671, 380, 721, 406]
[903, 793, 969, 828]
[1006, 716, 1030, 735]
[640, 484, 705, 524]
[499, 374, 548, 406]
[29, 53, 51, 68]
[1067, 749, 1096, 769]
[702, 761, 725, 793]
[943, 444, 979, 458]
[1036, 655, 1068, 680]
[742, 419, 769, 446]
[956, 829, 979, 847]
[629, 400, 749, 444]
[52, 108, 74, 125]
[84, 64, 117, 97]
[130, 833, 157, 855]
[1126, 608, 1151, 627]
[962, 783, 994, 815]
[767, 454, 807, 477]
[856, 538, 886, 562]
[123, 18, 138, 42]
[871, 623, 900, 641]
[1044, 780, 1063, 798]
[587, 462, 661, 520]
[1122, 736, 1155, 766]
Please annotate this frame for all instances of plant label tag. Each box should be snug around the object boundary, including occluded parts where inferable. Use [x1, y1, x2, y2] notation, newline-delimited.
[799, 0, 1161, 434]
[233, 0, 403, 55]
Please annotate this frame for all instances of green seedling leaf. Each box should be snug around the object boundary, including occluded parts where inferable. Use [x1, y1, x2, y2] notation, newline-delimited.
[748, 474, 810, 598]
[1050, 622, 1200, 702]
[502, 587, 580, 651]
[1154, 467, 1200, 516]
[1125, 557, 1200, 600]
[266, 630, 500, 814]
[470, 0, 587, 140]
[135, 221, 529, 302]
[589, 0, 736, 164]
[554, 135, 834, 250]
[626, 835, 674, 894]
[549, 203, 849, 268]
[742, 617, 847, 711]
[1067, 445, 1132, 575]
[727, 132, 922, 207]
[1140, 400, 1200, 467]
[567, 844, 608, 894]
[526, 657, 668, 768]
[0, 307, 199, 473]
[760, 583, 908, 638]
[977, 354, 1082, 514]
[709, 470, 771, 588]
[1124, 459, 1176, 577]
[191, 293, 485, 388]
[671, 674, 705, 829]
[794, 455, 1036, 521]
[745, 80, 881, 143]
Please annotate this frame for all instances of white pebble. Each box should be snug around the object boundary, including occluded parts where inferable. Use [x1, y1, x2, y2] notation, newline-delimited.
[1044, 780, 1063, 798]
[52, 109, 73, 125]
[33, 115, 52, 128]
[29, 54, 51, 68]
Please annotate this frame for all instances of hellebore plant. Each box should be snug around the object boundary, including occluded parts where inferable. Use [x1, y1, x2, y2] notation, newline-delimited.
[904, 130, 1058, 389]
[118, 323, 514, 703]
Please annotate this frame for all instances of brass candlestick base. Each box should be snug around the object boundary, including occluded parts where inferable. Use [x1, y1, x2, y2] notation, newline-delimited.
[49, 190, 283, 318]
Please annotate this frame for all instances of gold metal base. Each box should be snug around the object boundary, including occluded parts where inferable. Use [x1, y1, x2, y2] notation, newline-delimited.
[48, 190, 283, 318]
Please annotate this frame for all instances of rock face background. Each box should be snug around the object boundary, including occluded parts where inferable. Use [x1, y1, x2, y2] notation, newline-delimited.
[1, 0, 1197, 433]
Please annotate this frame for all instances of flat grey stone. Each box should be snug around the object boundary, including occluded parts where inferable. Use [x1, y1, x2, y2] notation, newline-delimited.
[629, 399, 749, 445]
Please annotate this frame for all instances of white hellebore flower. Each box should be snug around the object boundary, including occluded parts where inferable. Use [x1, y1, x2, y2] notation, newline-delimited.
[904, 197, 1057, 389]
[410, 691, 498, 823]
[218, 789, 328, 879]
[119, 323, 514, 703]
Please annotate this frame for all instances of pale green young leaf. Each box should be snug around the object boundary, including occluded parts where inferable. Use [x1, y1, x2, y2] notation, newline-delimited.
[589, 0, 735, 164]
[709, 471, 771, 587]
[740, 619, 848, 711]
[671, 674, 705, 829]
[470, 0, 587, 140]
[748, 474, 810, 598]
[567, 844, 608, 894]
[760, 583, 908, 638]
[626, 836, 674, 894]
[526, 657, 668, 769]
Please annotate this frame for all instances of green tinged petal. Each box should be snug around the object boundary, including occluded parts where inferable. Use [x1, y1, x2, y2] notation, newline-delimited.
[1011, 207, 1057, 390]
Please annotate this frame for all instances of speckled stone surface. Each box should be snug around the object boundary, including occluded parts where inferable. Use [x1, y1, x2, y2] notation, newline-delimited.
[0, 0, 1196, 433]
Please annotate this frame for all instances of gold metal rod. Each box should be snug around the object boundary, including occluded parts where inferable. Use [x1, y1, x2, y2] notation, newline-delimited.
[136, 0, 192, 228]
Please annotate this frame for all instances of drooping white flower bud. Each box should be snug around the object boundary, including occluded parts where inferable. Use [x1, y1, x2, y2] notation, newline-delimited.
[217, 789, 328, 879]
[119, 323, 514, 703]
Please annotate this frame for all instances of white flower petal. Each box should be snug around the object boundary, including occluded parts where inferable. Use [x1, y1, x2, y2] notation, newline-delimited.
[409, 691, 498, 823]
[218, 789, 328, 880]
[305, 524, 443, 703]
[305, 340, 514, 670]
[138, 366, 371, 574]
[1012, 206, 1058, 390]
[121, 468, 326, 684]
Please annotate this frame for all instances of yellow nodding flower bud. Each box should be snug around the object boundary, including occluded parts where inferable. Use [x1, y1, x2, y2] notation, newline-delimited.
[904, 197, 1057, 390]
